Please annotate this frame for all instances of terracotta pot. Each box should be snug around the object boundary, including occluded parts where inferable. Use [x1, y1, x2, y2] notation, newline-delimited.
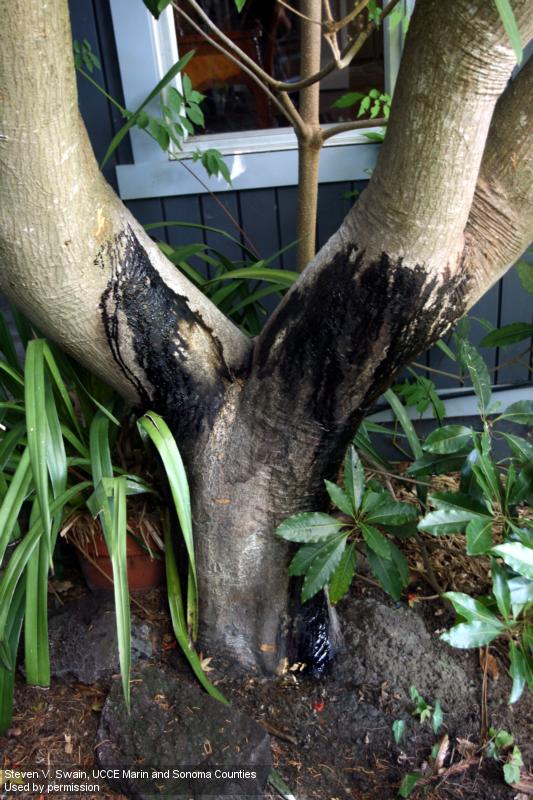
[78, 530, 165, 592]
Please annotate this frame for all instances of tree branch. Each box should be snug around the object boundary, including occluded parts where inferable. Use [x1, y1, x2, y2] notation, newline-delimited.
[345, 0, 533, 269]
[0, 0, 251, 441]
[463, 54, 533, 303]
[275, 0, 400, 93]
[321, 117, 387, 142]
[240, 0, 533, 489]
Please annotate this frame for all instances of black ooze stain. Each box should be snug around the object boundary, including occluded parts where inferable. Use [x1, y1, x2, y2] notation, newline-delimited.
[99, 226, 230, 436]
[255, 247, 468, 431]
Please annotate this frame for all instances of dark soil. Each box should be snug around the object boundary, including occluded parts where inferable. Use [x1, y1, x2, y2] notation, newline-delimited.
[1, 574, 532, 800]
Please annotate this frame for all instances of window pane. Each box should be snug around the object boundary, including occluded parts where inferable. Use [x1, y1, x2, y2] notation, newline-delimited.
[174, 1, 384, 135]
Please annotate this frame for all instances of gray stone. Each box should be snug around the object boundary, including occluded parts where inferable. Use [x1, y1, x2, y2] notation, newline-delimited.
[48, 596, 153, 683]
[335, 596, 477, 713]
[96, 663, 271, 799]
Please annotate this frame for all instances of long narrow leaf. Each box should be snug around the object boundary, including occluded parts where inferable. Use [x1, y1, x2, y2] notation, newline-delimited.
[110, 477, 131, 709]
[0, 482, 92, 648]
[145, 220, 258, 262]
[494, 0, 523, 62]
[384, 389, 422, 458]
[24, 501, 50, 687]
[164, 515, 228, 704]
[43, 342, 83, 438]
[100, 50, 195, 169]
[25, 340, 51, 544]
[0, 447, 32, 565]
[0, 580, 25, 735]
[205, 266, 298, 288]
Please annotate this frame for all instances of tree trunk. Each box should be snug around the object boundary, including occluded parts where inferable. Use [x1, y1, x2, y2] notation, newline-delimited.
[1, 0, 532, 676]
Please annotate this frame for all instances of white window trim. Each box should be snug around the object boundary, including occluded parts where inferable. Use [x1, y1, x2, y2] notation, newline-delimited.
[109, 0, 412, 199]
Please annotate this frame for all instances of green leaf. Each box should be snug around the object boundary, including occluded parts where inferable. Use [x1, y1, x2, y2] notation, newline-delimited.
[472, 450, 502, 506]
[366, 547, 403, 600]
[492, 542, 533, 580]
[516, 258, 533, 294]
[0, 581, 24, 735]
[100, 49, 195, 169]
[399, 772, 422, 798]
[148, 117, 170, 150]
[332, 92, 364, 108]
[499, 400, 533, 426]
[344, 445, 365, 513]
[365, 498, 418, 527]
[288, 543, 324, 577]
[328, 542, 357, 604]
[142, 0, 172, 19]
[25, 340, 51, 545]
[361, 522, 391, 559]
[458, 339, 492, 415]
[491, 559, 511, 619]
[276, 512, 344, 544]
[466, 518, 493, 555]
[429, 491, 491, 518]
[442, 592, 504, 626]
[205, 265, 298, 288]
[501, 433, 533, 464]
[384, 389, 422, 459]
[503, 746, 523, 785]
[186, 102, 205, 127]
[324, 480, 354, 517]
[392, 719, 406, 744]
[508, 576, 533, 616]
[441, 621, 502, 648]
[407, 451, 469, 477]
[432, 700, 443, 734]
[110, 476, 131, 709]
[301, 534, 347, 602]
[423, 425, 473, 454]
[508, 642, 526, 704]
[493, 729, 514, 750]
[163, 514, 228, 704]
[480, 323, 533, 348]
[138, 412, 197, 635]
[0, 447, 32, 566]
[494, 0, 523, 63]
[418, 507, 477, 535]
[234, 0, 247, 11]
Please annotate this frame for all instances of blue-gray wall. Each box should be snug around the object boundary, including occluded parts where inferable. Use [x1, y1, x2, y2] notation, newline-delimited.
[68, 0, 532, 392]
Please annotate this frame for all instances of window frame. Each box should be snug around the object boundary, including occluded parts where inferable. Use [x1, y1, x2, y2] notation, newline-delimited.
[109, 0, 412, 199]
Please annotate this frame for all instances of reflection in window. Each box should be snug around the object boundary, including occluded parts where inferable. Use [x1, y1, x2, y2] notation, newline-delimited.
[174, 1, 384, 135]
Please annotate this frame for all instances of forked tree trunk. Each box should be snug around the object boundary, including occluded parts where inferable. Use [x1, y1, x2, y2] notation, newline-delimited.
[0, 0, 532, 675]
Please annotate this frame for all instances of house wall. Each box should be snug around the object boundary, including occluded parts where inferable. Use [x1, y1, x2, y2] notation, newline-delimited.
[62, 1, 533, 394]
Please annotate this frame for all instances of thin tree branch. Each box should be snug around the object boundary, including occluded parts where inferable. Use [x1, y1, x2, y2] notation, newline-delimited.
[321, 117, 387, 142]
[181, 0, 399, 96]
[277, 0, 323, 26]
[277, 0, 400, 93]
[179, 0, 280, 89]
[464, 52, 533, 303]
[172, 2, 305, 134]
[176, 160, 262, 259]
[326, 0, 371, 34]
[174, 0, 305, 133]
[321, 0, 340, 61]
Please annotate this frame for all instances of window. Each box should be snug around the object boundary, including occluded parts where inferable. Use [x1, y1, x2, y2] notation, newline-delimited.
[109, 0, 412, 199]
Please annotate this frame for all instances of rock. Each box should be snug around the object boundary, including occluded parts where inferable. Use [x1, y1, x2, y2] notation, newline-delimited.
[48, 595, 153, 683]
[335, 596, 477, 713]
[96, 663, 272, 799]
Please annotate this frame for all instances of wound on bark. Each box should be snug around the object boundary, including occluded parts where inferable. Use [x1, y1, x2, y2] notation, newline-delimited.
[99, 226, 230, 437]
